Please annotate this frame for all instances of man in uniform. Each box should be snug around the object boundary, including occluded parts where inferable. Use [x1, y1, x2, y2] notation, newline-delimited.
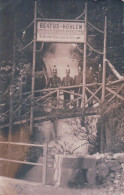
[48, 65, 61, 89]
[73, 66, 83, 107]
[62, 65, 73, 102]
[47, 65, 61, 102]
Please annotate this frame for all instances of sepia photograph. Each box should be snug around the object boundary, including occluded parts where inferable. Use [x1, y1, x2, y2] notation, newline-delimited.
[0, 0, 124, 194]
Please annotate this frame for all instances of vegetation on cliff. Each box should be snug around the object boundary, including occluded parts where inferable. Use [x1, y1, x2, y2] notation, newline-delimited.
[97, 101, 124, 153]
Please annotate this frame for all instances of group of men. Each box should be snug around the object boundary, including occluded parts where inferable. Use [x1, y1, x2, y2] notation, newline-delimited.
[48, 65, 83, 88]
[47, 64, 103, 107]
[48, 64, 103, 87]
[47, 65, 82, 103]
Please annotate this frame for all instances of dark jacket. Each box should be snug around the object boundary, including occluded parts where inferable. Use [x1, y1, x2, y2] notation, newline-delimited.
[48, 76, 61, 88]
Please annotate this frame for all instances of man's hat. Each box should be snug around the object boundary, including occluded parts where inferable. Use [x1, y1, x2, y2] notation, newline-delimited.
[78, 66, 82, 71]
[53, 65, 57, 73]
[66, 65, 70, 73]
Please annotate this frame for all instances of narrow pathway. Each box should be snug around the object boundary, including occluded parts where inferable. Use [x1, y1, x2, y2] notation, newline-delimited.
[0, 176, 123, 195]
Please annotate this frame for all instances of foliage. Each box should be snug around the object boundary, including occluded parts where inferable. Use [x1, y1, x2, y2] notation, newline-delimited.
[68, 118, 97, 147]
[48, 117, 99, 157]
[97, 101, 124, 153]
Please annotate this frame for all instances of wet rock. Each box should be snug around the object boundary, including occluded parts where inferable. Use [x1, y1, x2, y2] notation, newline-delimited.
[110, 166, 121, 172]
[109, 173, 115, 178]
[105, 160, 120, 169]
[113, 180, 120, 185]
[97, 163, 109, 178]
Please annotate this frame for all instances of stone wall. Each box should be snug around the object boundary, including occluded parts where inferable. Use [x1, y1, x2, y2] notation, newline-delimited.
[51, 153, 124, 191]
[94, 153, 124, 191]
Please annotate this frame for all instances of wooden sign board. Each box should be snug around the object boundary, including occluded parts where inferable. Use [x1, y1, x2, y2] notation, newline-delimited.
[37, 20, 84, 43]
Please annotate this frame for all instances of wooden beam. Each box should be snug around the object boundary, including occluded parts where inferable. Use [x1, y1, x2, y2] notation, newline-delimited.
[102, 16, 107, 102]
[0, 157, 43, 166]
[85, 86, 102, 104]
[106, 85, 124, 103]
[61, 89, 82, 97]
[0, 141, 43, 147]
[106, 78, 124, 86]
[106, 87, 124, 101]
[67, 96, 82, 106]
[35, 90, 57, 102]
[82, 3, 87, 111]
[30, 0, 37, 132]
[12, 95, 31, 116]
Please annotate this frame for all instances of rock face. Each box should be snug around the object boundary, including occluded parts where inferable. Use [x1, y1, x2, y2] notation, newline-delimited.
[94, 153, 124, 191]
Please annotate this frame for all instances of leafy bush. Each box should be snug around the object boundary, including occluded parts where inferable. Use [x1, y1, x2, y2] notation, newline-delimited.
[97, 101, 124, 153]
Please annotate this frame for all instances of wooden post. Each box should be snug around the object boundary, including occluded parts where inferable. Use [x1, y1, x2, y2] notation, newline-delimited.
[8, 86, 13, 143]
[30, 0, 37, 132]
[18, 72, 23, 118]
[82, 3, 87, 112]
[101, 16, 107, 102]
[42, 142, 48, 185]
[101, 16, 107, 153]
[7, 13, 16, 176]
[8, 14, 16, 143]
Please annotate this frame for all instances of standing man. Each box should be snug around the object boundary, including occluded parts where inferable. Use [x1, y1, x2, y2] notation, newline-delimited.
[62, 65, 73, 103]
[48, 65, 61, 89]
[47, 65, 61, 107]
[73, 66, 83, 107]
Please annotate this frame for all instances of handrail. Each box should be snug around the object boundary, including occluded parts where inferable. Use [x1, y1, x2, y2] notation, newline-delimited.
[0, 142, 48, 184]
[0, 157, 43, 166]
[106, 83, 124, 104]
[106, 78, 124, 86]
[12, 95, 31, 116]
[0, 141, 43, 147]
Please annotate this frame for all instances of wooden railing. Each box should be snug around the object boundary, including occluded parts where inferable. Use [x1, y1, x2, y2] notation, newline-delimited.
[0, 141, 48, 184]
[0, 78, 124, 126]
